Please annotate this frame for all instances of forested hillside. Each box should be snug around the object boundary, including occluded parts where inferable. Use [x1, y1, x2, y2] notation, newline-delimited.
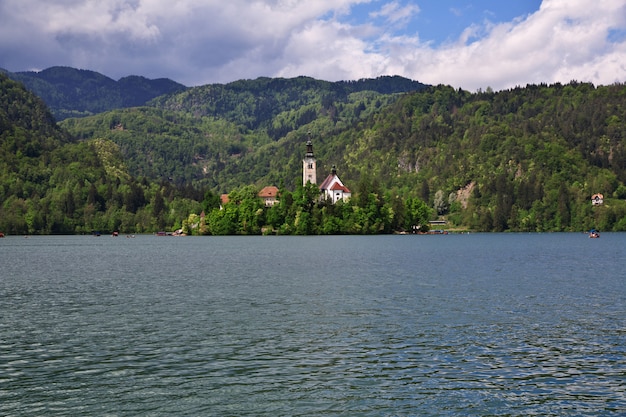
[0, 72, 432, 235]
[335, 82, 626, 231]
[0, 73, 202, 234]
[3, 67, 626, 234]
[1, 66, 187, 120]
[150, 75, 427, 133]
[61, 76, 422, 190]
[62, 79, 626, 232]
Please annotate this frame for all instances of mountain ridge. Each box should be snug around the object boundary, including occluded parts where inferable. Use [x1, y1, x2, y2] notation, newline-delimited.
[2, 66, 626, 233]
[1, 66, 188, 120]
[1, 66, 428, 123]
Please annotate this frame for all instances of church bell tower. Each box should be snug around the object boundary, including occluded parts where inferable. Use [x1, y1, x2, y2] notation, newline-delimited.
[303, 136, 317, 185]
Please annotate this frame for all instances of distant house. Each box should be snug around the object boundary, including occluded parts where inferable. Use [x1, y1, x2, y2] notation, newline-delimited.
[591, 193, 604, 206]
[220, 194, 229, 209]
[319, 166, 351, 203]
[258, 186, 279, 207]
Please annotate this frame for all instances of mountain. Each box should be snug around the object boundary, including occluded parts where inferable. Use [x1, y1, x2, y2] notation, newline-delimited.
[1, 66, 187, 120]
[334, 82, 626, 231]
[150, 75, 427, 133]
[1, 66, 425, 125]
[0, 71, 73, 159]
[3, 66, 626, 233]
[0, 71, 430, 236]
[61, 79, 626, 232]
[0, 72, 202, 235]
[62, 76, 421, 190]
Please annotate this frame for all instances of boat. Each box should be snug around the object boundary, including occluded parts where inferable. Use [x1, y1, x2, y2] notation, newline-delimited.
[589, 229, 600, 238]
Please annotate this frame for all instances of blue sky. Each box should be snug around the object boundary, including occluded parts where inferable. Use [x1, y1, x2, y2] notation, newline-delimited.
[0, 1, 624, 90]
[347, 1, 543, 45]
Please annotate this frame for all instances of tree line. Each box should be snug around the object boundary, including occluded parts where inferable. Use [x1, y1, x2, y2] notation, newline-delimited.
[1, 74, 431, 235]
[183, 180, 432, 236]
[3, 70, 626, 234]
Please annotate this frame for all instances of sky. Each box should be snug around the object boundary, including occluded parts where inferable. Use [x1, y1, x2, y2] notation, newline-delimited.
[1, 0, 625, 91]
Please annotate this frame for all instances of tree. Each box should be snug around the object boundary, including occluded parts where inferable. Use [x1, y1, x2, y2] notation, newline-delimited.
[152, 190, 165, 217]
[433, 190, 448, 215]
[404, 197, 431, 232]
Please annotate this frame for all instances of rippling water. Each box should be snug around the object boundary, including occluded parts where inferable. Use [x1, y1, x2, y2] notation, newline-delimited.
[1, 234, 624, 416]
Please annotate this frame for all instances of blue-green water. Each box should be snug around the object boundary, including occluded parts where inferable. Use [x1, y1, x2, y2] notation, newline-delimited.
[1, 234, 624, 416]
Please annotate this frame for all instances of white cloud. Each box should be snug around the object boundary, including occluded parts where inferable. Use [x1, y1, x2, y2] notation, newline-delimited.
[0, 0, 624, 90]
[369, 1, 420, 26]
[366, 0, 626, 90]
[449, 8, 463, 18]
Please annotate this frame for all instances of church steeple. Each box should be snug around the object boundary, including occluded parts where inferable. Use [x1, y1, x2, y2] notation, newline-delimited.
[305, 139, 314, 158]
[303, 133, 317, 185]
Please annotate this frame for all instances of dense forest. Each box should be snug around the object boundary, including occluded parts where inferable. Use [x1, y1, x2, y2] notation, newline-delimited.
[0, 74, 202, 235]
[335, 82, 626, 232]
[0, 72, 432, 235]
[59, 75, 428, 189]
[2, 67, 626, 235]
[1, 66, 187, 120]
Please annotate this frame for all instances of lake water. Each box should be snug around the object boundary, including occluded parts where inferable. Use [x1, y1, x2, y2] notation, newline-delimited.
[0, 233, 624, 416]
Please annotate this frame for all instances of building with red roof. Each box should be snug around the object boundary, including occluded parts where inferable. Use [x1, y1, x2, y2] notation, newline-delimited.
[258, 186, 280, 206]
[319, 166, 351, 203]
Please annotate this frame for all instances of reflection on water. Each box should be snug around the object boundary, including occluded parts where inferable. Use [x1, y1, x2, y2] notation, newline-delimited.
[0, 234, 624, 416]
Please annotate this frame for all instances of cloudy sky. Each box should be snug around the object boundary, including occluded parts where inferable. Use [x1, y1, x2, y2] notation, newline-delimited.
[1, 0, 625, 90]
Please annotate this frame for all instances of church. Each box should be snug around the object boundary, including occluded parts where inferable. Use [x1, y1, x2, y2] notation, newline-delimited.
[303, 138, 351, 203]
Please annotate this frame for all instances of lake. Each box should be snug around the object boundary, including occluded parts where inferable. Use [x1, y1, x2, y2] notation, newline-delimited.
[0, 234, 624, 416]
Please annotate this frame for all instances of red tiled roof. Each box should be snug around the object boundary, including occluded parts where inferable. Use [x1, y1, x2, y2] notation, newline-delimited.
[319, 174, 350, 193]
[318, 174, 335, 190]
[258, 186, 279, 198]
[319, 174, 342, 190]
[330, 182, 351, 193]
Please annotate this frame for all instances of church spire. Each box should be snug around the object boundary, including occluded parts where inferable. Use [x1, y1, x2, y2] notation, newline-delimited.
[305, 138, 314, 158]
[303, 132, 317, 185]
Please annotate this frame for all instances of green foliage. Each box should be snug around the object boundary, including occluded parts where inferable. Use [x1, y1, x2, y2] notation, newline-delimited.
[0, 74, 201, 235]
[3, 68, 626, 234]
[198, 182, 431, 236]
[61, 76, 414, 191]
[3, 66, 186, 121]
[61, 107, 247, 188]
[338, 82, 626, 232]
[150, 75, 426, 132]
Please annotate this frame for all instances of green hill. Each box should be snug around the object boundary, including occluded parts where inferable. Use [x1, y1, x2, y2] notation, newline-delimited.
[0, 73, 201, 235]
[2, 66, 187, 120]
[3, 67, 626, 234]
[62, 80, 626, 232]
[150, 75, 427, 133]
[333, 82, 626, 231]
[61, 75, 426, 190]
